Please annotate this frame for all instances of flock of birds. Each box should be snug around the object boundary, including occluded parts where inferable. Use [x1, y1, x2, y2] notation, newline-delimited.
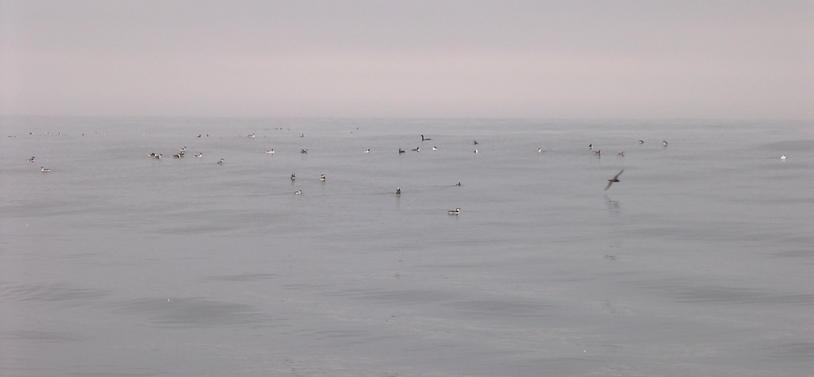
[27, 130, 792, 215]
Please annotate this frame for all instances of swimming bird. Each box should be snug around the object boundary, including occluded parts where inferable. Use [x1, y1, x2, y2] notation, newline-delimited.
[432, 146, 438, 151]
[662, 140, 669, 147]
[148, 152, 162, 160]
[588, 143, 593, 150]
[455, 181, 462, 187]
[395, 187, 401, 196]
[411, 146, 421, 152]
[40, 166, 51, 173]
[216, 158, 224, 165]
[448, 208, 462, 215]
[638, 139, 645, 144]
[194, 152, 203, 158]
[398, 148, 405, 154]
[173, 151, 185, 159]
[300, 148, 308, 154]
[421, 134, 431, 142]
[364, 148, 372, 153]
[265, 149, 275, 154]
[780, 154, 787, 160]
[537, 146, 544, 153]
[593, 150, 601, 157]
[300, 132, 305, 138]
[604, 169, 624, 191]
[473, 140, 479, 145]
[28, 155, 36, 163]
[320, 174, 326, 182]
[294, 189, 303, 195]
[248, 132, 256, 139]
[290, 172, 296, 182]
[617, 151, 624, 158]
[473, 148, 479, 154]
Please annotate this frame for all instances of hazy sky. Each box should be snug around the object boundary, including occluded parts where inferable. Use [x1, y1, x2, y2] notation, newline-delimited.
[1, 0, 812, 118]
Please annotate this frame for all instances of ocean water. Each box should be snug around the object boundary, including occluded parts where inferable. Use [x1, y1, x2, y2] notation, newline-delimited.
[1, 117, 812, 377]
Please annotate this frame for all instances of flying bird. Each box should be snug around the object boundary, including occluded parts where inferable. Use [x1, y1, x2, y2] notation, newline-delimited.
[604, 169, 624, 191]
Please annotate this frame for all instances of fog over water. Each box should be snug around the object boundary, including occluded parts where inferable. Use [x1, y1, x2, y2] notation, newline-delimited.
[1, 117, 813, 376]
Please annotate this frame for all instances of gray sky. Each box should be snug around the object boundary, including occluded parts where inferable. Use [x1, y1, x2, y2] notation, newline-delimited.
[1, 0, 812, 118]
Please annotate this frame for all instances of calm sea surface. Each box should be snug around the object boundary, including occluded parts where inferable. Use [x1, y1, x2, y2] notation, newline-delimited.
[1, 117, 813, 377]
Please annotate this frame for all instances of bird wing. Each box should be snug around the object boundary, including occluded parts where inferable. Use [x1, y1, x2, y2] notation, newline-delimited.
[604, 181, 613, 191]
[613, 169, 624, 180]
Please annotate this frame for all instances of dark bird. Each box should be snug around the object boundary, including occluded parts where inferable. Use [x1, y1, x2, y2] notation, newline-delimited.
[398, 148, 405, 154]
[216, 158, 224, 165]
[411, 146, 421, 152]
[28, 155, 36, 163]
[421, 134, 431, 141]
[395, 187, 401, 196]
[300, 148, 308, 154]
[455, 181, 462, 187]
[290, 172, 296, 182]
[638, 139, 645, 144]
[320, 173, 326, 182]
[604, 169, 624, 191]
[473, 140, 479, 145]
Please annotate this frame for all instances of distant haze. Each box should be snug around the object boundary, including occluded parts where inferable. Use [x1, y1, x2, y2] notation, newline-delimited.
[1, 0, 812, 119]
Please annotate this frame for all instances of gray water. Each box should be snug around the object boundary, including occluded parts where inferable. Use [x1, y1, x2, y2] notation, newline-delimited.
[1, 117, 812, 377]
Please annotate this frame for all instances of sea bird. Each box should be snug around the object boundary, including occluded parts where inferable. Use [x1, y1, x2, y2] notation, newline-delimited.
[604, 169, 624, 191]
[448, 208, 462, 215]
